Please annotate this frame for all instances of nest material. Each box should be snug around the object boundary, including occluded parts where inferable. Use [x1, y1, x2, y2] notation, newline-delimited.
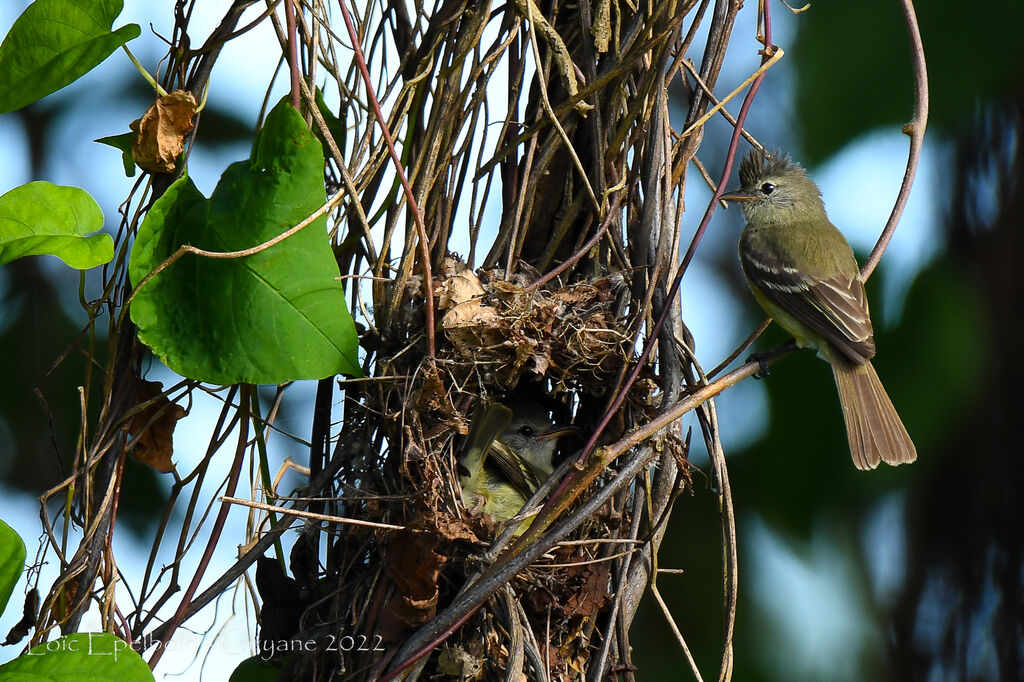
[436, 258, 633, 396]
[346, 258, 657, 677]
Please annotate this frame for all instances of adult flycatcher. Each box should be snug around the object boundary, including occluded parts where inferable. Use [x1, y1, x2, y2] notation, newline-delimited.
[722, 149, 916, 470]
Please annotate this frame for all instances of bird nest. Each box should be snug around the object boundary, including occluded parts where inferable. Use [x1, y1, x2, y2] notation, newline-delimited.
[325, 258, 665, 675]
[434, 257, 634, 399]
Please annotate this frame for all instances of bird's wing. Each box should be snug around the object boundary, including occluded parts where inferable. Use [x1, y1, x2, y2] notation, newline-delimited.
[486, 439, 544, 498]
[742, 254, 875, 364]
[459, 403, 513, 474]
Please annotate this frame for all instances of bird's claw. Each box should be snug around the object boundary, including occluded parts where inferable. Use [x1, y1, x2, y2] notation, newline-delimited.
[747, 350, 772, 379]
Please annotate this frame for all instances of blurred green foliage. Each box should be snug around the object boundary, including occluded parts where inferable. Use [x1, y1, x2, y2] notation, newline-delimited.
[794, 0, 1024, 163]
[635, 2, 1021, 680]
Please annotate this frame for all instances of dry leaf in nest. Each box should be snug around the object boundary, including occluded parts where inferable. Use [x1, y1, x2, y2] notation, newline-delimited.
[529, 548, 611, 622]
[439, 266, 505, 352]
[437, 645, 484, 679]
[436, 267, 632, 393]
[442, 299, 505, 352]
[125, 379, 185, 473]
[415, 362, 454, 416]
[437, 259, 486, 309]
[378, 528, 446, 640]
[560, 558, 612, 621]
[417, 507, 481, 545]
[130, 90, 198, 173]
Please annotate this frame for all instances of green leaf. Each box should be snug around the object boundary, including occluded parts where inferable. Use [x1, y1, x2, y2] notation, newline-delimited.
[129, 100, 362, 385]
[229, 656, 284, 682]
[312, 87, 345, 154]
[0, 633, 154, 681]
[0, 519, 26, 619]
[0, 0, 141, 113]
[96, 132, 137, 177]
[0, 181, 112, 269]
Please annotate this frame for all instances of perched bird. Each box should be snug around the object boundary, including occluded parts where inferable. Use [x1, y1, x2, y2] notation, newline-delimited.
[458, 402, 577, 522]
[721, 149, 916, 470]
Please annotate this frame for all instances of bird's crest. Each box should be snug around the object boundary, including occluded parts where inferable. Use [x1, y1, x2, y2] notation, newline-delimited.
[738, 149, 805, 187]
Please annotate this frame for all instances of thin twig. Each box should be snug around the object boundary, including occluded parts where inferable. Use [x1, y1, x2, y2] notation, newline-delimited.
[220, 496, 405, 530]
[706, 318, 772, 379]
[651, 584, 705, 682]
[679, 47, 784, 139]
[284, 0, 301, 109]
[336, 0, 436, 358]
[148, 387, 252, 669]
[522, 0, 600, 212]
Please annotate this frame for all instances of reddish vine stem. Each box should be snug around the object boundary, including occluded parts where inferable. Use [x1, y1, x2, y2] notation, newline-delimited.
[284, 0, 301, 110]
[147, 387, 252, 669]
[336, 0, 436, 358]
[861, 0, 929, 280]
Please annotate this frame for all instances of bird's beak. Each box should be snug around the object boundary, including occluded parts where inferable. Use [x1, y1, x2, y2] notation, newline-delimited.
[537, 425, 580, 441]
[720, 188, 759, 203]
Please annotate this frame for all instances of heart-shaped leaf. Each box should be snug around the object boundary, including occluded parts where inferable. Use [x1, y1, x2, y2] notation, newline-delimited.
[0, 181, 111, 269]
[0, 0, 141, 113]
[129, 100, 361, 385]
[0, 519, 25, 620]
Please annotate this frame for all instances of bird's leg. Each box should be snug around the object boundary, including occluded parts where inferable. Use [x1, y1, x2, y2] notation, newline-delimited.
[746, 349, 773, 379]
[747, 339, 799, 378]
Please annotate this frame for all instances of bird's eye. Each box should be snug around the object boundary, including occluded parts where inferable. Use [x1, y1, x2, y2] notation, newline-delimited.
[518, 425, 535, 438]
[760, 182, 776, 195]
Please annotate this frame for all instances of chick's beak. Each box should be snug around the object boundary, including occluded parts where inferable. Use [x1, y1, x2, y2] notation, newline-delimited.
[537, 425, 580, 441]
[720, 188, 759, 203]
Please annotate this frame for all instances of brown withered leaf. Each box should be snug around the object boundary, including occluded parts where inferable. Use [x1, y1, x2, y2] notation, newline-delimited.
[530, 344, 552, 375]
[3, 589, 38, 645]
[441, 298, 500, 329]
[418, 508, 480, 544]
[125, 379, 185, 473]
[415, 363, 448, 414]
[437, 645, 484, 679]
[528, 548, 611, 622]
[255, 555, 303, 652]
[437, 267, 486, 310]
[378, 528, 446, 640]
[560, 559, 611, 620]
[130, 90, 197, 173]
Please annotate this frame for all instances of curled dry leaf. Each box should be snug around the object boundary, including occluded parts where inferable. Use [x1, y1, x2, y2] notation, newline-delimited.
[560, 557, 611, 620]
[255, 555, 303, 649]
[125, 378, 185, 473]
[415, 363, 451, 416]
[436, 263, 633, 394]
[528, 547, 611, 623]
[130, 90, 198, 173]
[437, 259, 487, 309]
[378, 528, 446, 639]
[3, 589, 38, 646]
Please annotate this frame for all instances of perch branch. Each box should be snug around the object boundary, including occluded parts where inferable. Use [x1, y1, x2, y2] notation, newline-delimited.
[861, 0, 929, 280]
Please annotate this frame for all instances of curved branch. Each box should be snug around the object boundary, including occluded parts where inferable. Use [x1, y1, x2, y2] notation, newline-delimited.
[861, 0, 929, 280]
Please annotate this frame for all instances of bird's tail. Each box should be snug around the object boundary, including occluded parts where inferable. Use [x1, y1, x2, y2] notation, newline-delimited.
[831, 360, 916, 470]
